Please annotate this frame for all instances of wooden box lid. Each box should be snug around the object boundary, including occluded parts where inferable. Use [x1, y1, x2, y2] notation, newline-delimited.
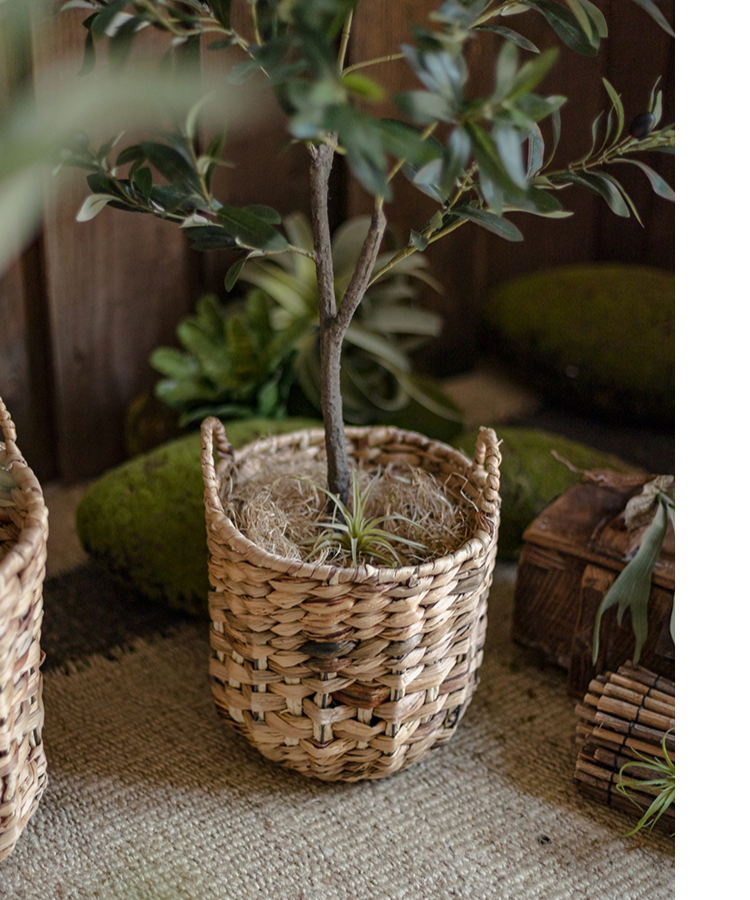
[521, 471, 674, 591]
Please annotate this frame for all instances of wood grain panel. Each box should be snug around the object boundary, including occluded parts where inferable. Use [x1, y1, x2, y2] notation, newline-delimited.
[0, 6, 57, 479]
[200, 103, 313, 298]
[31, 11, 197, 480]
[0, 262, 34, 454]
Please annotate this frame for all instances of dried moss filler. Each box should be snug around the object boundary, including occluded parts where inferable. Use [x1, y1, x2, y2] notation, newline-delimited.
[201, 421, 501, 782]
[0, 399, 48, 860]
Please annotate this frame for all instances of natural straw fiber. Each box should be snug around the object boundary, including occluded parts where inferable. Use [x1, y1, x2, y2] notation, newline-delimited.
[0, 398, 48, 860]
[201, 422, 501, 782]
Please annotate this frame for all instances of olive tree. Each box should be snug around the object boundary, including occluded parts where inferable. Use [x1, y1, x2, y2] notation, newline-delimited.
[61, 0, 675, 504]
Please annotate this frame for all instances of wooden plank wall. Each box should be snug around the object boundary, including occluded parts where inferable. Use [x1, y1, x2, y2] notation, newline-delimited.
[0, 7, 57, 478]
[0, 1, 674, 482]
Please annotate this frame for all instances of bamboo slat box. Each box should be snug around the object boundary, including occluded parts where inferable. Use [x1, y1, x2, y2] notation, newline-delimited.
[575, 662, 675, 834]
[512, 472, 674, 697]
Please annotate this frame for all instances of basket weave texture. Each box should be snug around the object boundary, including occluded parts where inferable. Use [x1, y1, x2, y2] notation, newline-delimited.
[0, 398, 48, 859]
[201, 422, 501, 782]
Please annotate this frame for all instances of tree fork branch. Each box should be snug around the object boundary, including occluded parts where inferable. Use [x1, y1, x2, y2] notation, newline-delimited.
[337, 200, 386, 328]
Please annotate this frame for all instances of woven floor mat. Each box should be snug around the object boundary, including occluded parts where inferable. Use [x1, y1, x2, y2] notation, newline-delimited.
[0, 571, 674, 899]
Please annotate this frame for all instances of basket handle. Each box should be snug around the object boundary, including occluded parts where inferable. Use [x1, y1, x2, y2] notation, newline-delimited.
[200, 416, 235, 511]
[472, 426, 501, 516]
[0, 396, 24, 467]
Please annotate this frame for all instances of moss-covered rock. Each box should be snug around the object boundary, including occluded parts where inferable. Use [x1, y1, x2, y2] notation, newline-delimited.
[484, 264, 674, 425]
[76, 418, 320, 617]
[452, 427, 640, 559]
[77, 418, 639, 616]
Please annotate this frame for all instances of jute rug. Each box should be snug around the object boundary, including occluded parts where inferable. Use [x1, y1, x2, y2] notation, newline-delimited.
[0, 562, 674, 899]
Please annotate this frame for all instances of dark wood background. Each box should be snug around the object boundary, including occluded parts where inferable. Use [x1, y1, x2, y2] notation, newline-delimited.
[0, 1, 674, 482]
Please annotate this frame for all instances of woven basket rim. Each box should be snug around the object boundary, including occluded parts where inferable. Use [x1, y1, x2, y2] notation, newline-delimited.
[0, 399, 48, 585]
[201, 422, 500, 585]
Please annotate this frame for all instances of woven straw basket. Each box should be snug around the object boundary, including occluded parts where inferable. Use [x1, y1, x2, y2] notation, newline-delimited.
[201, 421, 501, 782]
[0, 398, 48, 859]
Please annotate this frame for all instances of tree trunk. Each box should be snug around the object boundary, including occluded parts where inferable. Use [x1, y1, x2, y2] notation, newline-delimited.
[309, 141, 386, 508]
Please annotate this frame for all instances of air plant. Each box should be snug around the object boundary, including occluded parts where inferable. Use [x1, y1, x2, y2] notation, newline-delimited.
[302, 475, 427, 567]
[616, 729, 675, 837]
[240, 212, 461, 437]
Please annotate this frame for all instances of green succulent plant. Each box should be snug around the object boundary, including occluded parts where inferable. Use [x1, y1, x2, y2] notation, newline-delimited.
[150, 292, 298, 427]
[150, 213, 464, 437]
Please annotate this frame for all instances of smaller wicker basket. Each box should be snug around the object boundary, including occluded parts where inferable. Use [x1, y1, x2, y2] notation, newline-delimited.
[0, 398, 48, 860]
[201, 421, 501, 782]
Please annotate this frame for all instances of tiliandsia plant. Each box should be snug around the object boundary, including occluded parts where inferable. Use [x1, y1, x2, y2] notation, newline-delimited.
[302, 475, 428, 567]
[61, 0, 675, 507]
[239, 213, 462, 437]
[616, 729, 675, 837]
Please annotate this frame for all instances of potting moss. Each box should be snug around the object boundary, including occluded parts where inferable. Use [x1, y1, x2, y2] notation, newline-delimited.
[77, 421, 638, 617]
[484, 264, 674, 424]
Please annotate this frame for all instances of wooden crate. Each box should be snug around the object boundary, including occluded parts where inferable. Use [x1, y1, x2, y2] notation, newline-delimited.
[512, 472, 674, 697]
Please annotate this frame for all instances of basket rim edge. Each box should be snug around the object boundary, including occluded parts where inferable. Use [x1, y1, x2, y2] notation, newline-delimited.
[203, 424, 500, 584]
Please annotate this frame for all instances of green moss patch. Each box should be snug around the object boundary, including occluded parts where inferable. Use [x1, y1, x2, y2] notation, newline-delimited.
[76, 418, 319, 617]
[484, 264, 674, 425]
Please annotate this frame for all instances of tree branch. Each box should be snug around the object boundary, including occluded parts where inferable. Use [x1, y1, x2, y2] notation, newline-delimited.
[309, 138, 351, 504]
[309, 140, 337, 319]
[337, 199, 386, 328]
[309, 138, 388, 505]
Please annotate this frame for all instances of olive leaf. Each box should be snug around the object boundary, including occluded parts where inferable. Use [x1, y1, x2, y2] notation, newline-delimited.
[555, 171, 630, 218]
[141, 142, 203, 195]
[452, 200, 524, 241]
[523, 0, 600, 56]
[474, 24, 540, 54]
[627, 0, 675, 37]
[75, 193, 114, 222]
[611, 159, 676, 202]
[602, 78, 625, 143]
[217, 206, 289, 252]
